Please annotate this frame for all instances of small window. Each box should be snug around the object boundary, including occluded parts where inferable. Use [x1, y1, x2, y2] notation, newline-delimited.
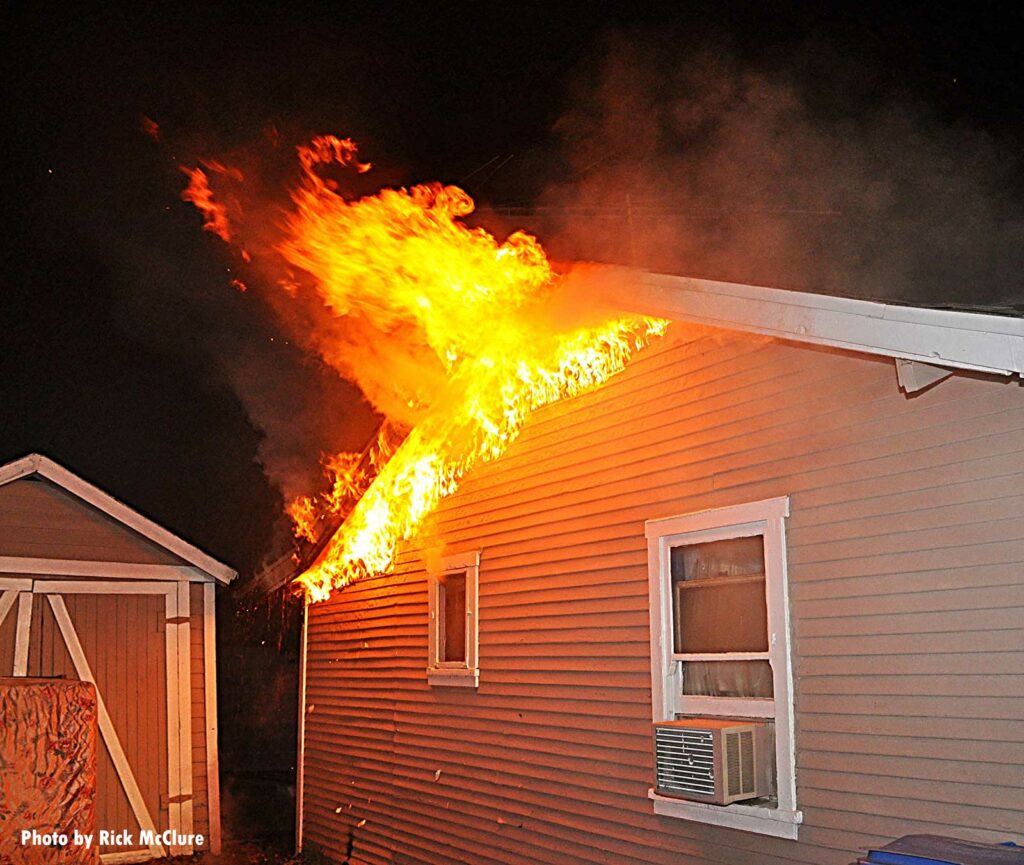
[646, 497, 801, 839]
[428, 552, 479, 687]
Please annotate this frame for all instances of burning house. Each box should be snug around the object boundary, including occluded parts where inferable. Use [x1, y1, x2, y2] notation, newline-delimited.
[176, 134, 1023, 863]
[289, 273, 1024, 865]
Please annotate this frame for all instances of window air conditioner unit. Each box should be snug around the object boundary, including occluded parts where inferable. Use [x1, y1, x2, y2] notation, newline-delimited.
[653, 718, 771, 805]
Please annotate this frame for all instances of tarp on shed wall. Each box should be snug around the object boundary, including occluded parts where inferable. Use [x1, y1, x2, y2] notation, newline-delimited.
[0, 678, 99, 865]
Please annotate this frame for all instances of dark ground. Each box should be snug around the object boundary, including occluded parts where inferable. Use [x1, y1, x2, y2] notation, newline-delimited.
[152, 768, 299, 865]
[154, 841, 299, 865]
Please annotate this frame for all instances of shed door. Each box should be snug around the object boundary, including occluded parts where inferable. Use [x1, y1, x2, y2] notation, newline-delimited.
[0, 579, 194, 863]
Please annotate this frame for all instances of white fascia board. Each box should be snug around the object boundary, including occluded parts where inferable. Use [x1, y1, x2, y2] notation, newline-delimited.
[0, 454, 40, 486]
[0, 453, 237, 584]
[610, 271, 1024, 377]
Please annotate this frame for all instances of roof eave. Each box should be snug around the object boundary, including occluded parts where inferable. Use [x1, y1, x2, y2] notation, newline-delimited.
[599, 269, 1024, 378]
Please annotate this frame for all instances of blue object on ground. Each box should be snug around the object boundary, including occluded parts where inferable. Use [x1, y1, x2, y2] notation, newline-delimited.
[865, 835, 1024, 865]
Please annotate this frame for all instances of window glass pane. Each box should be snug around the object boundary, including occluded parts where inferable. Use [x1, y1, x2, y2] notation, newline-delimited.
[671, 535, 765, 581]
[671, 536, 768, 653]
[681, 660, 774, 698]
[441, 571, 466, 662]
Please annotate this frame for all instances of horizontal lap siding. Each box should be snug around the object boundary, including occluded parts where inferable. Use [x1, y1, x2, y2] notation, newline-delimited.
[304, 329, 1024, 865]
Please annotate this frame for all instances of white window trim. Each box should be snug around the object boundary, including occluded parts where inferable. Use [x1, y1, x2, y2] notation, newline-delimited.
[646, 496, 801, 839]
[427, 551, 480, 688]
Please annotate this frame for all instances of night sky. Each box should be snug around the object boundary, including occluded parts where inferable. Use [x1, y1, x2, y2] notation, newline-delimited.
[4, 3, 1024, 577]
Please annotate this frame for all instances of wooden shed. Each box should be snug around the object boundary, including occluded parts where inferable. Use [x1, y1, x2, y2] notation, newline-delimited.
[294, 274, 1024, 865]
[0, 453, 235, 863]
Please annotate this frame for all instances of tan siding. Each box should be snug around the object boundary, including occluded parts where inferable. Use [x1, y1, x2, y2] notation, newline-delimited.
[304, 330, 1024, 865]
[0, 478, 180, 563]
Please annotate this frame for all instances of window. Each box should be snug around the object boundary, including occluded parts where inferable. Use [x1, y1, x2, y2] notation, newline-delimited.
[427, 551, 480, 687]
[646, 497, 801, 839]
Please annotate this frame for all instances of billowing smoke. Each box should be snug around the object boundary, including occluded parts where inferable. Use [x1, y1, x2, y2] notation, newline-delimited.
[534, 34, 1024, 307]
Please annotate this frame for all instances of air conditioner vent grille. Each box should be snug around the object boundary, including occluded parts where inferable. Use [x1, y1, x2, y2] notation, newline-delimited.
[740, 730, 754, 792]
[655, 726, 715, 797]
[726, 731, 741, 796]
[724, 728, 756, 797]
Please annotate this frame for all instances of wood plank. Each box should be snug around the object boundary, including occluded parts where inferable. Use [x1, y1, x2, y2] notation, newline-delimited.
[799, 629, 1022, 656]
[798, 730, 1024, 765]
[164, 590, 181, 854]
[799, 672, 1024, 698]
[0, 590, 17, 635]
[0, 557, 203, 580]
[176, 581, 194, 854]
[798, 582, 1024, 617]
[796, 606, 1023, 638]
[13, 592, 32, 676]
[799, 750, 1024, 788]
[34, 579, 181, 594]
[800, 651, 1024, 677]
[101, 851, 160, 865]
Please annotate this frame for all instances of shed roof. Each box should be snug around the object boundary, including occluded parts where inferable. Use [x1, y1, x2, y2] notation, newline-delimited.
[0, 453, 236, 584]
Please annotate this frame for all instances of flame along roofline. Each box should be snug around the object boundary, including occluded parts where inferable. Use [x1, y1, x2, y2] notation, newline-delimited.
[0, 453, 237, 584]
[589, 267, 1024, 379]
[283, 268, 1024, 597]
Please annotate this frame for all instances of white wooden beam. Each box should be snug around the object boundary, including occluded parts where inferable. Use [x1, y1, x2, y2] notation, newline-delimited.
[100, 851, 158, 864]
[48, 594, 166, 858]
[594, 268, 1024, 378]
[13, 592, 33, 676]
[203, 582, 222, 855]
[0, 590, 18, 636]
[164, 590, 182, 856]
[33, 580, 182, 595]
[176, 582, 194, 856]
[0, 557, 206, 581]
[0, 454, 38, 486]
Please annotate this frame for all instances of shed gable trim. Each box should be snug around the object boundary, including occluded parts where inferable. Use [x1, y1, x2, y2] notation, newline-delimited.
[0, 557, 209, 581]
[0, 454, 235, 584]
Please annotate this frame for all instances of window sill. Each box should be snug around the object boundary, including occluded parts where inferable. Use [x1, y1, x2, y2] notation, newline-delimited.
[648, 790, 801, 840]
[427, 667, 479, 688]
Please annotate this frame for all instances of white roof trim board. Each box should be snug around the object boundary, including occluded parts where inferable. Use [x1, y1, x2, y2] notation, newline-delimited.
[0, 453, 236, 584]
[605, 270, 1024, 379]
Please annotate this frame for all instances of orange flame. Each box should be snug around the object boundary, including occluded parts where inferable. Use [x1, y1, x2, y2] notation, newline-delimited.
[180, 166, 233, 242]
[296, 315, 665, 602]
[179, 135, 666, 602]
